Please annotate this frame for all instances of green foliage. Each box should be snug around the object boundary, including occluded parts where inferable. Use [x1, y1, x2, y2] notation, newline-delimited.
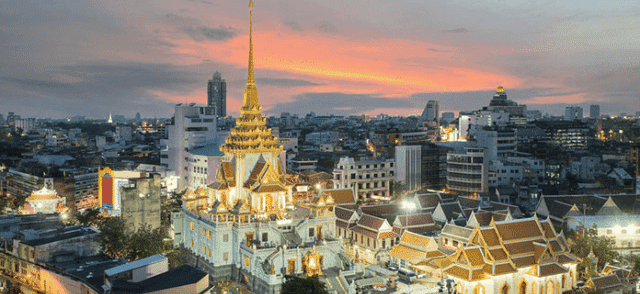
[281, 275, 329, 294]
[97, 216, 167, 261]
[98, 217, 129, 259]
[126, 226, 165, 261]
[632, 256, 640, 276]
[75, 208, 102, 226]
[571, 227, 618, 271]
[165, 247, 192, 269]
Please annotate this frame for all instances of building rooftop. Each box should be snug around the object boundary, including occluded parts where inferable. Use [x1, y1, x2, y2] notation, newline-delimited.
[110, 265, 208, 293]
[21, 225, 99, 247]
[104, 254, 166, 277]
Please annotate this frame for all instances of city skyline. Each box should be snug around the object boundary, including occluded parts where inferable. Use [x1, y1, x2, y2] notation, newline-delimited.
[1, 0, 639, 119]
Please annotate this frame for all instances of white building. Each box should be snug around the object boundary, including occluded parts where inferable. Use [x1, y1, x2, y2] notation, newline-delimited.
[394, 145, 421, 193]
[447, 147, 489, 194]
[332, 157, 395, 201]
[162, 103, 218, 191]
[564, 106, 583, 121]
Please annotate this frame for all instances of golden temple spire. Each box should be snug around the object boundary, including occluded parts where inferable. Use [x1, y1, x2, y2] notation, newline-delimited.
[243, 0, 259, 109]
[220, 0, 282, 155]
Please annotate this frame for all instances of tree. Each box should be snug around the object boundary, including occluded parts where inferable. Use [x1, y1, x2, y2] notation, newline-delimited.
[166, 247, 192, 269]
[281, 275, 329, 294]
[98, 216, 129, 258]
[126, 226, 165, 261]
[632, 256, 640, 276]
[571, 225, 618, 271]
[75, 208, 102, 226]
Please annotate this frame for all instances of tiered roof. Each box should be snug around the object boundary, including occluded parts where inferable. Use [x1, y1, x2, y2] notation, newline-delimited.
[443, 216, 580, 282]
[217, 0, 280, 155]
[389, 231, 441, 265]
[350, 214, 397, 239]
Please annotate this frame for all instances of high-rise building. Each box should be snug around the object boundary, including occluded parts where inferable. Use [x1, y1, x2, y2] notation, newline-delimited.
[163, 103, 217, 191]
[447, 147, 489, 194]
[421, 100, 439, 123]
[564, 106, 583, 121]
[207, 71, 226, 118]
[394, 145, 421, 193]
[590, 105, 600, 118]
[486, 86, 526, 117]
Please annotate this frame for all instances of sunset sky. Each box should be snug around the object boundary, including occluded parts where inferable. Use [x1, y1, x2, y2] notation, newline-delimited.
[1, 0, 639, 119]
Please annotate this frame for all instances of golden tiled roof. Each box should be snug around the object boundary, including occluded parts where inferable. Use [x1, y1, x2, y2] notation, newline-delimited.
[488, 248, 508, 261]
[493, 263, 517, 275]
[549, 239, 563, 253]
[378, 231, 398, 239]
[556, 253, 580, 264]
[254, 184, 286, 193]
[470, 268, 486, 280]
[463, 247, 485, 267]
[511, 255, 536, 268]
[390, 244, 425, 264]
[494, 219, 543, 241]
[538, 263, 568, 277]
[321, 189, 355, 205]
[400, 231, 432, 247]
[445, 265, 471, 281]
[479, 228, 500, 246]
[588, 275, 626, 292]
[539, 221, 556, 239]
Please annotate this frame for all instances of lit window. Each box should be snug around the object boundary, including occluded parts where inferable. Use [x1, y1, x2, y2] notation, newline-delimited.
[191, 239, 194, 248]
[190, 222, 194, 231]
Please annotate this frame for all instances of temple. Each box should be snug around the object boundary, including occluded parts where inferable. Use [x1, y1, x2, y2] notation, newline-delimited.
[23, 178, 66, 214]
[172, 1, 355, 292]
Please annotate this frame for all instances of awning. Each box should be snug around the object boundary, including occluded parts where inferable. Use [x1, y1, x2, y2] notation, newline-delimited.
[355, 277, 386, 287]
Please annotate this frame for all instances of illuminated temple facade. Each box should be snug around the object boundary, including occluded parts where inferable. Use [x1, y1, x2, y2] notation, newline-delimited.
[171, 1, 355, 292]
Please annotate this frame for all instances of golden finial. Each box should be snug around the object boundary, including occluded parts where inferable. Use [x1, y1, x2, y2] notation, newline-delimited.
[243, 0, 259, 108]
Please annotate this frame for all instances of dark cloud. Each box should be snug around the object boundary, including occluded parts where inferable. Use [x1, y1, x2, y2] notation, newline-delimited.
[187, 0, 216, 5]
[0, 62, 204, 118]
[163, 13, 238, 42]
[283, 21, 304, 31]
[316, 22, 337, 33]
[183, 26, 238, 41]
[440, 28, 469, 33]
[0, 77, 73, 90]
[266, 87, 637, 117]
[268, 92, 422, 116]
[255, 78, 322, 87]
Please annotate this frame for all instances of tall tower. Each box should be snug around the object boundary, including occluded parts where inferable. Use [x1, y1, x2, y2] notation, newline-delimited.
[590, 105, 600, 118]
[421, 100, 439, 122]
[210, 0, 291, 216]
[207, 71, 226, 118]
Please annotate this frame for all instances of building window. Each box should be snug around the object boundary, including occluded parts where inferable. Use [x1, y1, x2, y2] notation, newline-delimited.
[309, 228, 315, 237]
[208, 230, 211, 239]
[191, 239, 194, 248]
[262, 232, 268, 242]
[224, 252, 229, 261]
[607, 229, 612, 234]
[224, 234, 229, 242]
[190, 222, 194, 231]
[382, 240, 386, 248]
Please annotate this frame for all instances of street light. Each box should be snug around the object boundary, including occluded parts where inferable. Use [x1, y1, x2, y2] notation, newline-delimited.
[401, 200, 416, 232]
